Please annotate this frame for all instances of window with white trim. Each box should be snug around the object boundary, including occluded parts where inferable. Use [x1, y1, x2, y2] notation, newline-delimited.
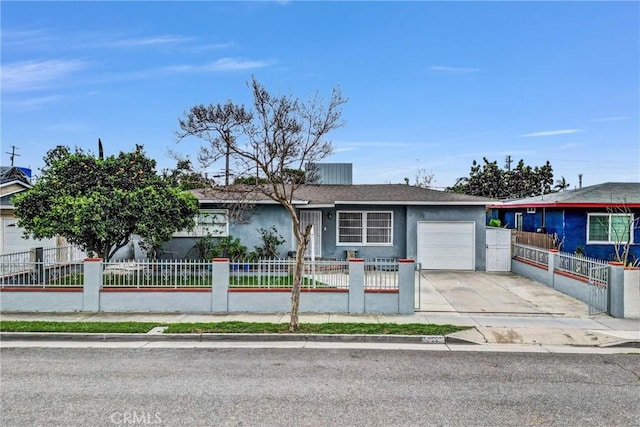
[337, 211, 393, 245]
[515, 212, 523, 231]
[587, 213, 632, 244]
[173, 209, 229, 237]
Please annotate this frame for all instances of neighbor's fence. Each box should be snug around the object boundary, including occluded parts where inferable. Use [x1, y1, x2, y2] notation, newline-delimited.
[514, 244, 549, 267]
[556, 251, 609, 286]
[514, 231, 556, 250]
[512, 243, 638, 319]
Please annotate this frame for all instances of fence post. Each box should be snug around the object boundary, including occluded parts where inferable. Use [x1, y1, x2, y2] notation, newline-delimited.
[622, 267, 640, 319]
[211, 258, 229, 312]
[608, 262, 625, 318]
[83, 258, 103, 312]
[33, 247, 44, 285]
[348, 258, 365, 313]
[398, 259, 415, 314]
[548, 249, 558, 288]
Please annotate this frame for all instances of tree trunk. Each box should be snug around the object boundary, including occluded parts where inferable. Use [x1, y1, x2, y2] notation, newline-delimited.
[289, 225, 311, 332]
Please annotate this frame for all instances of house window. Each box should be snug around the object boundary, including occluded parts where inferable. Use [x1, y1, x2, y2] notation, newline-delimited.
[337, 211, 392, 245]
[587, 213, 632, 244]
[173, 209, 229, 237]
[515, 213, 523, 231]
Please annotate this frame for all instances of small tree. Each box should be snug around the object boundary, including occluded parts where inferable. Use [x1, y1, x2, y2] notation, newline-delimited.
[608, 203, 640, 267]
[177, 76, 346, 331]
[13, 144, 199, 261]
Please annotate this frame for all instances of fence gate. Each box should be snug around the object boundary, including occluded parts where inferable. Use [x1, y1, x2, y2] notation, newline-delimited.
[486, 228, 512, 272]
[588, 265, 609, 315]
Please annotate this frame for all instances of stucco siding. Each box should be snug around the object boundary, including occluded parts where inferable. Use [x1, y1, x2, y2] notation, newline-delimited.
[406, 205, 487, 271]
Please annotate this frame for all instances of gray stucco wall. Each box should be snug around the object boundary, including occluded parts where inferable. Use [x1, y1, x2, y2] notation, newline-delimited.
[407, 205, 488, 271]
[318, 205, 408, 260]
[100, 291, 212, 312]
[0, 291, 83, 312]
[228, 291, 349, 313]
[165, 204, 295, 259]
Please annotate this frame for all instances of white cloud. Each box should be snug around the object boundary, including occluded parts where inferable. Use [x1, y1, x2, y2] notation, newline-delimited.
[1, 59, 87, 92]
[430, 65, 480, 74]
[520, 129, 582, 137]
[164, 58, 274, 73]
[105, 35, 193, 47]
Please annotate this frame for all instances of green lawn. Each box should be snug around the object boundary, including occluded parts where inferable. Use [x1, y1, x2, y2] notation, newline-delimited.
[0, 320, 468, 335]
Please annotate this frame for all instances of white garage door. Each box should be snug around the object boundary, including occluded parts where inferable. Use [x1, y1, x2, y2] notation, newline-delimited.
[1, 218, 56, 254]
[417, 221, 475, 270]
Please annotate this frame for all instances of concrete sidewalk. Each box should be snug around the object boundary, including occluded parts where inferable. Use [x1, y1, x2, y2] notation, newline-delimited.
[1, 271, 638, 348]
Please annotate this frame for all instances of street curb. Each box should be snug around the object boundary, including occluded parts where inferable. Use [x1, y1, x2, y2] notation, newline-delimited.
[0, 332, 454, 344]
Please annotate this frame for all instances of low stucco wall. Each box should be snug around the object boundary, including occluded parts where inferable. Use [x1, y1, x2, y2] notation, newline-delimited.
[99, 290, 212, 312]
[0, 289, 83, 312]
[228, 291, 350, 313]
[511, 259, 549, 286]
[364, 292, 399, 314]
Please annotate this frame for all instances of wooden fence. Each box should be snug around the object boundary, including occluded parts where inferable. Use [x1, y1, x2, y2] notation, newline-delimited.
[514, 230, 557, 250]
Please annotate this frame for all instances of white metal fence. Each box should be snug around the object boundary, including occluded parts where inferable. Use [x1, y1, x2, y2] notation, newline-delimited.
[0, 261, 84, 287]
[103, 259, 212, 288]
[556, 251, 609, 287]
[365, 260, 398, 290]
[0, 245, 86, 285]
[229, 259, 349, 289]
[514, 244, 549, 266]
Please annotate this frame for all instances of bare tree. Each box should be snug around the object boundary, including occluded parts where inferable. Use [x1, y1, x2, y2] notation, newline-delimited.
[177, 76, 347, 331]
[608, 202, 639, 267]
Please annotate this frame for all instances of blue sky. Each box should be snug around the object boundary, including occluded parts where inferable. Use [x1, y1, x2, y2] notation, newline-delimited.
[2, 1, 639, 189]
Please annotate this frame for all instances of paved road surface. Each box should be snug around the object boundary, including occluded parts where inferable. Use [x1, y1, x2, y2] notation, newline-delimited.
[2, 348, 639, 426]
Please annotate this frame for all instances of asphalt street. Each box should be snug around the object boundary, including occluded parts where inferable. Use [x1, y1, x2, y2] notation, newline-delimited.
[1, 347, 639, 426]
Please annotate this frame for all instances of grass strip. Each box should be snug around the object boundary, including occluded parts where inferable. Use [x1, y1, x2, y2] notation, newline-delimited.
[0, 321, 158, 333]
[0, 320, 469, 336]
[164, 321, 468, 335]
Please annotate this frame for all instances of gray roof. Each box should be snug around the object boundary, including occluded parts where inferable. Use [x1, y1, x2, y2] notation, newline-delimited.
[191, 184, 493, 206]
[495, 182, 640, 207]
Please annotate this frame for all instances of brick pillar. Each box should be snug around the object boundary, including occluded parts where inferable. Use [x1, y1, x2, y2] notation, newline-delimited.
[348, 258, 365, 313]
[398, 259, 415, 314]
[83, 258, 102, 312]
[211, 258, 229, 312]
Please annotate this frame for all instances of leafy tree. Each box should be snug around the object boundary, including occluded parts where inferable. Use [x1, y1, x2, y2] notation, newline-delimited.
[13, 144, 199, 261]
[162, 159, 211, 190]
[448, 157, 554, 199]
[177, 76, 346, 331]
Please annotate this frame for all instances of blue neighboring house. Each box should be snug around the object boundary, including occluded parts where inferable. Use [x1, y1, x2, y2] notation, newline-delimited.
[165, 164, 494, 270]
[490, 182, 640, 262]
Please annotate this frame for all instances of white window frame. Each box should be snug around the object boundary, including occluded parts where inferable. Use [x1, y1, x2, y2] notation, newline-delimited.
[514, 212, 523, 231]
[587, 213, 633, 244]
[173, 209, 229, 237]
[336, 211, 393, 246]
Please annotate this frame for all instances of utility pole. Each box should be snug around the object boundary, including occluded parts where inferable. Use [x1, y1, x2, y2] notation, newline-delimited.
[5, 145, 20, 166]
[504, 155, 512, 171]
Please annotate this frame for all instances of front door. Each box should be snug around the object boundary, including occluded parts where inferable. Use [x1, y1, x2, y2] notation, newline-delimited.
[299, 211, 322, 258]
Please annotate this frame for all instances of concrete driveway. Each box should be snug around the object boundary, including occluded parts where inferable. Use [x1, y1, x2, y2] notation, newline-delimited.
[416, 270, 589, 316]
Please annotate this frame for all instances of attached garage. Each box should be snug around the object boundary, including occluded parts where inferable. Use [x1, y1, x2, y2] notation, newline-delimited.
[417, 221, 475, 270]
